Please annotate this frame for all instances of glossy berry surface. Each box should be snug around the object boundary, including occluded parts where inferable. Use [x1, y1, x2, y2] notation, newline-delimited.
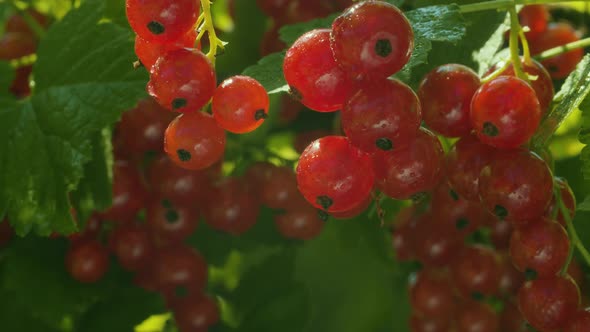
[431, 183, 484, 238]
[148, 48, 216, 113]
[446, 136, 495, 201]
[134, 30, 197, 70]
[418, 64, 480, 138]
[456, 302, 499, 332]
[203, 178, 260, 234]
[409, 314, 451, 332]
[500, 301, 527, 332]
[479, 149, 553, 224]
[451, 246, 502, 298]
[530, 23, 584, 79]
[342, 78, 422, 153]
[66, 240, 109, 283]
[413, 213, 462, 267]
[147, 198, 199, 244]
[126, 0, 199, 43]
[109, 224, 153, 272]
[212, 75, 270, 134]
[153, 245, 208, 295]
[519, 5, 550, 40]
[471, 76, 541, 149]
[283, 29, 353, 112]
[331, 1, 413, 79]
[296, 136, 374, 212]
[564, 309, 590, 332]
[261, 166, 305, 210]
[510, 218, 570, 277]
[173, 294, 220, 331]
[373, 128, 444, 200]
[164, 111, 226, 171]
[518, 276, 580, 332]
[409, 270, 455, 318]
[275, 207, 324, 240]
[101, 161, 148, 222]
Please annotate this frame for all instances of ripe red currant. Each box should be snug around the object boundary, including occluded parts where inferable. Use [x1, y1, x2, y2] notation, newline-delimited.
[446, 136, 495, 201]
[342, 78, 422, 153]
[409, 314, 451, 332]
[530, 23, 584, 79]
[147, 198, 199, 244]
[164, 111, 226, 171]
[153, 245, 208, 296]
[134, 29, 197, 70]
[275, 206, 324, 240]
[126, 0, 199, 43]
[451, 245, 502, 298]
[471, 76, 541, 149]
[413, 213, 462, 267]
[66, 240, 109, 283]
[172, 294, 219, 331]
[148, 48, 216, 113]
[409, 270, 456, 318]
[283, 29, 353, 112]
[212, 76, 269, 134]
[109, 223, 153, 272]
[331, 1, 413, 79]
[296, 136, 374, 212]
[456, 301, 499, 332]
[0, 32, 36, 60]
[565, 309, 590, 332]
[519, 5, 550, 40]
[101, 160, 148, 222]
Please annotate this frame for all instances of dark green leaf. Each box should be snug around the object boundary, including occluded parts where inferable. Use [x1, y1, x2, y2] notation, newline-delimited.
[578, 195, 590, 211]
[0, 61, 15, 95]
[279, 15, 338, 46]
[242, 52, 289, 94]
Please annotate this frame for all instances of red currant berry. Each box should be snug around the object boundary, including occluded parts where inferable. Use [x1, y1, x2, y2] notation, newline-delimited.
[518, 275, 580, 332]
[0, 32, 36, 60]
[109, 223, 153, 272]
[342, 78, 422, 153]
[498, 255, 525, 296]
[296, 136, 374, 212]
[283, 29, 353, 112]
[126, 0, 199, 43]
[471, 76, 541, 149]
[409, 314, 451, 332]
[446, 136, 495, 201]
[261, 166, 306, 210]
[5, 9, 49, 35]
[510, 218, 570, 278]
[331, 1, 413, 79]
[546, 177, 576, 226]
[418, 64, 480, 138]
[479, 149, 553, 225]
[519, 5, 550, 40]
[451, 245, 502, 298]
[275, 206, 324, 240]
[148, 48, 216, 113]
[500, 301, 527, 332]
[164, 111, 226, 171]
[456, 301, 499, 332]
[530, 23, 584, 79]
[10, 65, 33, 97]
[330, 195, 371, 219]
[373, 128, 444, 200]
[134, 29, 197, 70]
[409, 270, 456, 318]
[260, 23, 286, 56]
[116, 98, 175, 156]
[154, 245, 208, 295]
[101, 160, 148, 222]
[488, 216, 513, 250]
[66, 240, 109, 283]
[564, 309, 590, 332]
[172, 294, 219, 331]
[391, 206, 418, 261]
[212, 76, 269, 134]
[431, 183, 485, 238]
[203, 178, 260, 235]
[413, 213, 462, 267]
[147, 198, 199, 244]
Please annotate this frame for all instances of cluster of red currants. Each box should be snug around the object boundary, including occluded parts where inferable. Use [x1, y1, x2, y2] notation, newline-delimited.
[512, 5, 584, 80]
[126, 0, 270, 173]
[0, 9, 49, 97]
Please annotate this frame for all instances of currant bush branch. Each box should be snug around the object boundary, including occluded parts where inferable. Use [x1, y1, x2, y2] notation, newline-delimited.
[460, 0, 590, 14]
[535, 37, 590, 61]
[556, 187, 590, 274]
[197, 0, 228, 65]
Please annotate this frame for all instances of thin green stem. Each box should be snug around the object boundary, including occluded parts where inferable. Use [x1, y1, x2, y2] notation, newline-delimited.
[197, 0, 227, 65]
[7, 2, 45, 39]
[535, 37, 590, 61]
[460, 0, 590, 14]
[557, 188, 590, 274]
[508, 7, 528, 82]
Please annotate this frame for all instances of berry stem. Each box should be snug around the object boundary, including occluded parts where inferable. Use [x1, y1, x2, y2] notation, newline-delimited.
[535, 37, 590, 61]
[7, 2, 45, 39]
[197, 0, 227, 65]
[556, 187, 590, 274]
[459, 0, 590, 14]
[508, 7, 528, 82]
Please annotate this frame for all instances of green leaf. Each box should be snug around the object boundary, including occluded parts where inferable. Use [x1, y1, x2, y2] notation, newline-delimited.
[279, 15, 338, 46]
[0, 61, 15, 95]
[0, 289, 61, 332]
[578, 196, 590, 211]
[0, 0, 147, 235]
[242, 52, 289, 94]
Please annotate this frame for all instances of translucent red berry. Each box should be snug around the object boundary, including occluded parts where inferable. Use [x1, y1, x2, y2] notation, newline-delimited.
[342, 78, 422, 153]
[275, 206, 324, 240]
[413, 213, 462, 267]
[148, 48, 216, 113]
[446, 136, 495, 201]
[101, 160, 148, 222]
[471, 76, 541, 149]
[530, 23, 584, 79]
[153, 245, 208, 295]
[331, 1, 413, 79]
[134, 29, 197, 70]
[283, 29, 353, 112]
[109, 223, 153, 272]
[212, 75, 269, 134]
[409, 270, 456, 318]
[126, 0, 199, 43]
[519, 5, 550, 40]
[456, 302, 499, 332]
[373, 128, 444, 200]
[564, 309, 590, 332]
[409, 314, 451, 332]
[172, 294, 219, 331]
[418, 64, 480, 138]
[451, 245, 502, 298]
[296, 136, 374, 212]
[66, 240, 109, 283]
[147, 198, 199, 244]
[164, 111, 226, 171]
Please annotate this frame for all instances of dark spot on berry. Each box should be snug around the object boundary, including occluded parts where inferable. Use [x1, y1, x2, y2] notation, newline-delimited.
[375, 137, 393, 151]
[172, 98, 187, 110]
[524, 268, 538, 281]
[316, 195, 333, 210]
[177, 149, 191, 162]
[375, 39, 393, 58]
[147, 21, 165, 35]
[456, 218, 469, 230]
[494, 205, 508, 219]
[482, 122, 499, 137]
[174, 286, 188, 298]
[317, 210, 329, 222]
[165, 209, 179, 223]
[161, 199, 173, 209]
[548, 64, 559, 73]
[471, 292, 484, 301]
[449, 189, 459, 201]
[411, 192, 427, 203]
[254, 109, 268, 120]
[289, 86, 302, 101]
